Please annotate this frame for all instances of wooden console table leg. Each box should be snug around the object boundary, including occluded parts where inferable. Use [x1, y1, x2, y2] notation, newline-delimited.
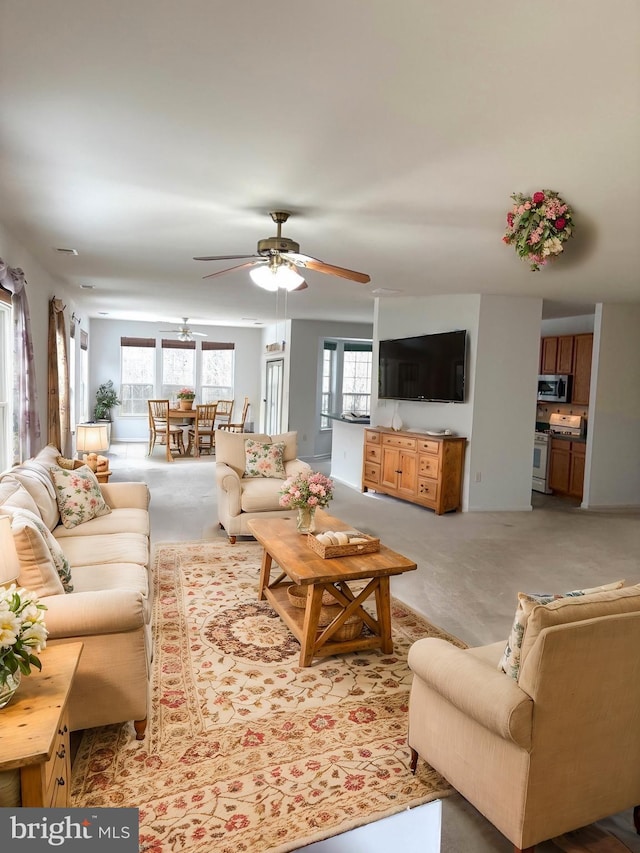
[258, 551, 273, 600]
[300, 584, 324, 666]
[376, 576, 394, 653]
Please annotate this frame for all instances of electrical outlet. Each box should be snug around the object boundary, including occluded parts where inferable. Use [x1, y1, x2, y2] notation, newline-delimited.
[475, 472, 482, 483]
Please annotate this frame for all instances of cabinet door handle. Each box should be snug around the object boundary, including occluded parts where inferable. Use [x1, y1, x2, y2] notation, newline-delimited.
[56, 748, 66, 759]
[58, 725, 68, 736]
[56, 777, 65, 787]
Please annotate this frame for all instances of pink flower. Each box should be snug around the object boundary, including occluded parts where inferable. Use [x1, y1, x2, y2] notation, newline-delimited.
[533, 191, 545, 204]
[555, 217, 566, 230]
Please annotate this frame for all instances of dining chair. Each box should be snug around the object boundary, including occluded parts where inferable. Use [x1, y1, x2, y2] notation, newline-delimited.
[214, 399, 234, 428]
[218, 396, 250, 434]
[147, 399, 185, 462]
[186, 403, 218, 457]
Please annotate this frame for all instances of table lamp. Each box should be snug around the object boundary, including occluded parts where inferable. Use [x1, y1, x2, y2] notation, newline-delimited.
[0, 516, 20, 588]
[76, 423, 110, 458]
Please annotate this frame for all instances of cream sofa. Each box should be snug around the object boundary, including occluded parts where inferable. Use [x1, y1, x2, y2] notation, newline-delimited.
[0, 444, 151, 738]
[215, 430, 311, 542]
[407, 584, 640, 852]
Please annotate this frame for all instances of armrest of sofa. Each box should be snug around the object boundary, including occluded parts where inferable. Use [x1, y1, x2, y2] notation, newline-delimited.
[408, 638, 533, 748]
[41, 589, 146, 638]
[284, 458, 312, 477]
[215, 463, 242, 516]
[99, 482, 150, 510]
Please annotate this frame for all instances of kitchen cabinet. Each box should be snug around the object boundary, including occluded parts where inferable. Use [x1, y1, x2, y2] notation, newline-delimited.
[362, 427, 466, 514]
[548, 438, 585, 499]
[540, 336, 573, 374]
[571, 333, 593, 405]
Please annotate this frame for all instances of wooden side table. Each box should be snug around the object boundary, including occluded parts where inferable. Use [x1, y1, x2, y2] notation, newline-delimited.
[95, 469, 112, 483]
[0, 642, 83, 807]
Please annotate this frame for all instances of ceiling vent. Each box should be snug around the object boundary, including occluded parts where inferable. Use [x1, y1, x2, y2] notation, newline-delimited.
[54, 247, 79, 255]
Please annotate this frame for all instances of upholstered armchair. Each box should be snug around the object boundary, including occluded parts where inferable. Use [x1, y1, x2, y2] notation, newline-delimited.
[407, 584, 640, 853]
[215, 430, 311, 543]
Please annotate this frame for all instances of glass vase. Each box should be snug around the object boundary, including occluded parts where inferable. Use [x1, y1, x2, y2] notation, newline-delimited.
[296, 506, 317, 534]
[0, 670, 21, 709]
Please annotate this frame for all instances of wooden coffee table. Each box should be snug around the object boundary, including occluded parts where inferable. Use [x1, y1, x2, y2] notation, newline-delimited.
[248, 511, 417, 666]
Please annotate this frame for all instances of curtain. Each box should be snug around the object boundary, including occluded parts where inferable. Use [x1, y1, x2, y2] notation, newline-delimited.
[0, 258, 41, 462]
[48, 297, 70, 455]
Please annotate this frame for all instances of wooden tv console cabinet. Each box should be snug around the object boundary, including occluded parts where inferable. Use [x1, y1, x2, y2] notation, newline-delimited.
[362, 427, 466, 514]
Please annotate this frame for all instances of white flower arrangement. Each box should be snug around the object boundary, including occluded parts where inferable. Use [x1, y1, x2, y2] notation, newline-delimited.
[0, 585, 48, 687]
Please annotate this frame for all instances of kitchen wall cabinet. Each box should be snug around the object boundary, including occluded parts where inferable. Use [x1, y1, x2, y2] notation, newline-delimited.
[540, 335, 573, 374]
[548, 438, 585, 499]
[362, 427, 466, 514]
[571, 334, 593, 405]
[539, 332, 593, 405]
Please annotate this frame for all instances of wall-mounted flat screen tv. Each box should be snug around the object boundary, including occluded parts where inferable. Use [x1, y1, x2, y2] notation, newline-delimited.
[378, 330, 467, 402]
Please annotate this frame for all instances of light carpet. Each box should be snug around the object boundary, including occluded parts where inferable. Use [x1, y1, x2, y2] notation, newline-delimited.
[71, 539, 464, 853]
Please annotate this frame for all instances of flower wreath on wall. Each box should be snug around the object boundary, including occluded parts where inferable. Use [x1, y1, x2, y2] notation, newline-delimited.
[503, 190, 574, 271]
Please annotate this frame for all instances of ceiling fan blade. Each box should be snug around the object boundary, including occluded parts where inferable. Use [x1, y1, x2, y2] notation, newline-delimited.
[194, 253, 261, 261]
[191, 332, 208, 336]
[202, 260, 265, 280]
[287, 254, 370, 284]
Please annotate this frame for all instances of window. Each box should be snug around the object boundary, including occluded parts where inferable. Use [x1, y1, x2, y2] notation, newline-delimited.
[161, 339, 195, 399]
[0, 291, 11, 472]
[200, 341, 234, 402]
[120, 337, 156, 415]
[321, 339, 372, 429]
[69, 321, 76, 429]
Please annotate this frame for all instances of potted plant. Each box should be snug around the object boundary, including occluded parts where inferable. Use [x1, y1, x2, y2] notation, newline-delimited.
[177, 387, 196, 411]
[94, 380, 121, 421]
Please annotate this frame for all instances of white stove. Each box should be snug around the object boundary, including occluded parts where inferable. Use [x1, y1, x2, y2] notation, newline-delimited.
[548, 412, 584, 438]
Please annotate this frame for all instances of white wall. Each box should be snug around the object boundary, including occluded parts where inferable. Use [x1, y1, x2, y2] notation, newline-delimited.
[584, 303, 640, 508]
[89, 318, 263, 441]
[468, 295, 542, 511]
[541, 314, 595, 336]
[373, 293, 543, 511]
[288, 319, 373, 459]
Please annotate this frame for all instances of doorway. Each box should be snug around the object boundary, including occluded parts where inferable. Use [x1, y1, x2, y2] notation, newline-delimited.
[264, 358, 284, 435]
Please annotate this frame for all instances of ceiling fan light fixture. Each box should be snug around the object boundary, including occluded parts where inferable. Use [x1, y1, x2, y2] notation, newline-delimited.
[249, 263, 303, 292]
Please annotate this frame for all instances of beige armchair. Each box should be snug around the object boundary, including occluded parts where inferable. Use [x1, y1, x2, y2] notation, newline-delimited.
[407, 584, 640, 852]
[215, 429, 310, 543]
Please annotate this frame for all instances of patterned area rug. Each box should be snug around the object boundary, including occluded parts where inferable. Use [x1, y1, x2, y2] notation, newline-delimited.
[71, 539, 464, 853]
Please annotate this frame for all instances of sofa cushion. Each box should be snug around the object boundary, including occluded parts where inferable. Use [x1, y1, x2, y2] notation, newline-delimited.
[3, 466, 60, 530]
[53, 508, 150, 539]
[240, 477, 288, 513]
[70, 563, 151, 622]
[270, 432, 298, 463]
[50, 464, 112, 529]
[519, 583, 640, 671]
[243, 439, 286, 479]
[499, 580, 625, 680]
[0, 479, 41, 516]
[57, 532, 149, 569]
[5, 508, 67, 597]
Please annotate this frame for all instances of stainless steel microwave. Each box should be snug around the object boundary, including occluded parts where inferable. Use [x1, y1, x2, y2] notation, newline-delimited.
[537, 374, 571, 403]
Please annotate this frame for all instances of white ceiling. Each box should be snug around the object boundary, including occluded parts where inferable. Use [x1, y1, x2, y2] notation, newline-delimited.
[1, 1, 639, 328]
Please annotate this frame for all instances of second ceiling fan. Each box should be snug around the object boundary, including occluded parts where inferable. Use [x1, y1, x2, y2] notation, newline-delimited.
[193, 211, 371, 291]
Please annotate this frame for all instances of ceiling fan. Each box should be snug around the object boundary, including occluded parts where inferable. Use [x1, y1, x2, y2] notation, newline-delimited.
[193, 211, 371, 291]
[159, 318, 207, 342]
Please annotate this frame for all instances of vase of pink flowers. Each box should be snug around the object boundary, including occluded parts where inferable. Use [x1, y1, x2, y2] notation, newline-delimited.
[279, 470, 334, 534]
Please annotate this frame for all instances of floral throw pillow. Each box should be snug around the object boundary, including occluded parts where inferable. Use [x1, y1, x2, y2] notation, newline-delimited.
[50, 464, 112, 529]
[498, 580, 625, 681]
[244, 440, 286, 479]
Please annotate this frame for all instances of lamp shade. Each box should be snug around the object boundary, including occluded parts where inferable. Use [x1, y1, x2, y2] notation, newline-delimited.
[76, 423, 110, 454]
[249, 263, 304, 292]
[0, 516, 20, 586]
